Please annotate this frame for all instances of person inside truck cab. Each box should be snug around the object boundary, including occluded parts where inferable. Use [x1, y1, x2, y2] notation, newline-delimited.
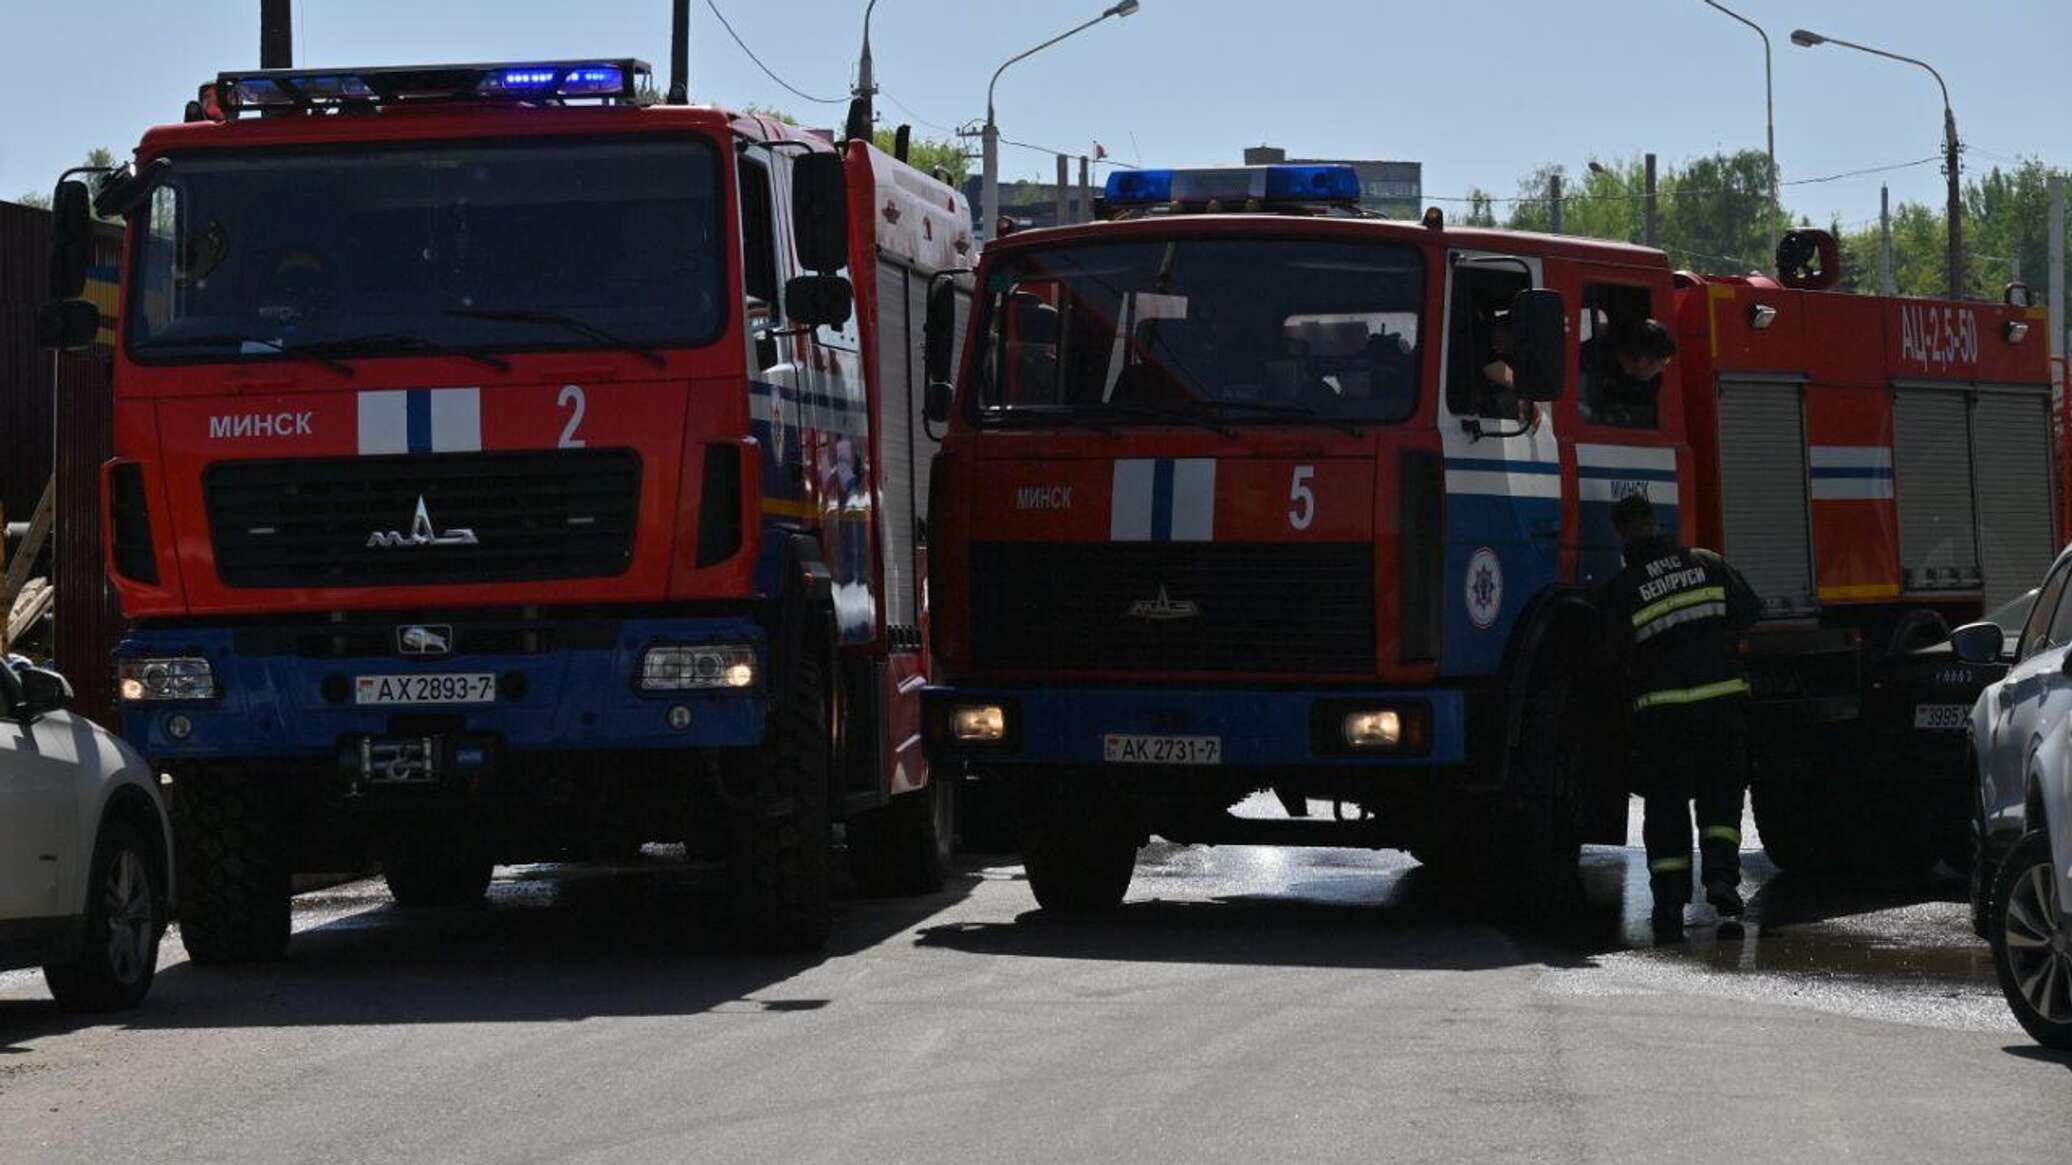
[1470, 309, 1540, 434]
[1581, 318, 1676, 428]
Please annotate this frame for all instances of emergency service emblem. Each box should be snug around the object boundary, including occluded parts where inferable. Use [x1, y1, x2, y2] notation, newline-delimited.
[1465, 547, 1504, 630]
[367, 496, 479, 549]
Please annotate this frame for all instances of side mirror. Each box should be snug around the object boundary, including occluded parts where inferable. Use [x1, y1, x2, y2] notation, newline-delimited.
[923, 278, 957, 383]
[36, 300, 100, 351]
[1508, 287, 1566, 403]
[791, 152, 850, 274]
[1948, 621, 2004, 666]
[15, 666, 74, 719]
[49, 179, 93, 299]
[784, 274, 853, 329]
[91, 157, 172, 220]
[924, 381, 953, 425]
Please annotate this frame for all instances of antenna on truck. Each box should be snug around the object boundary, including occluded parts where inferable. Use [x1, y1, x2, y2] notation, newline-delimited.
[667, 0, 690, 104]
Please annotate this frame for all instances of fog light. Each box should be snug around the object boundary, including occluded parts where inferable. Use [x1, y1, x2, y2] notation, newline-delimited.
[952, 704, 1006, 742]
[667, 705, 693, 731]
[166, 714, 193, 740]
[640, 644, 757, 691]
[1343, 709, 1402, 749]
[116, 657, 217, 701]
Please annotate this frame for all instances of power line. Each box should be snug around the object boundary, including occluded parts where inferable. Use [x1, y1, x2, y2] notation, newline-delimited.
[1428, 156, 1945, 208]
[703, 0, 847, 105]
[1783, 156, 1941, 187]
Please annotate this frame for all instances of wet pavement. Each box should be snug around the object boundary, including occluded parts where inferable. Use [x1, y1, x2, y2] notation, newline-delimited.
[3, 795, 2068, 1164]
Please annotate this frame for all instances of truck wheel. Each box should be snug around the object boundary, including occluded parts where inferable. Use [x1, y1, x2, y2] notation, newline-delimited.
[1495, 660, 1586, 921]
[381, 837, 494, 908]
[172, 769, 292, 964]
[1749, 779, 1847, 875]
[725, 632, 834, 951]
[1022, 789, 1138, 913]
[1990, 830, 2072, 1050]
[44, 821, 163, 1013]
[847, 777, 953, 897]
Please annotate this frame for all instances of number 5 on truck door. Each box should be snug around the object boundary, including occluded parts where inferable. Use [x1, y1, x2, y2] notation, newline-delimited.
[1289, 465, 1315, 530]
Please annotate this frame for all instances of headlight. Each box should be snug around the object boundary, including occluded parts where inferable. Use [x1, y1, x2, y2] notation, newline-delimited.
[1343, 709, 1403, 749]
[116, 657, 217, 701]
[952, 704, 1007, 742]
[640, 644, 758, 691]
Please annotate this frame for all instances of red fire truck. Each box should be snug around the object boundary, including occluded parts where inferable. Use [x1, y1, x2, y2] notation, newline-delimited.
[919, 164, 2056, 913]
[38, 47, 972, 956]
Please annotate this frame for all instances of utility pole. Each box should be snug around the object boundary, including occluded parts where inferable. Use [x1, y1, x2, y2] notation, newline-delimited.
[1055, 155, 1069, 227]
[1078, 156, 1091, 225]
[1944, 105, 1965, 299]
[1549, 173, 1563, 235]
[979, 2, 1140, 245]
[260, 0, 292, 68]
[1643, 154, 1658, 249]
[1880, 184, 1897, 295]
[2050, 174, 2065, 400]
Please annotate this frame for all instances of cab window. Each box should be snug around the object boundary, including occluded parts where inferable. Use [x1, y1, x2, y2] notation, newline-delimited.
[1446, 262, 1532, 421]
[1579, 282, 1661, 429]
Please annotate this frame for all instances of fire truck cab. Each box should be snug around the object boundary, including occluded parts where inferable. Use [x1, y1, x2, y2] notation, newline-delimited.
[921, 164, 2055, 913]
[39, 57, 972, 956]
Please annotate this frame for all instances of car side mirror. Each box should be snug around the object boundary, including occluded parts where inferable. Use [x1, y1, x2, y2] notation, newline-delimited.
[784, 274, 853, 329]
[790, 152, 850, 274]
[923, 277, 958, 384]
[15, 666, 74, 719]
[1507, 287, 1566, 403]
[924, 381, 953, 426]
[48, 179, 93, 300]
[1948, 621, 2004, 665]
[36, 299, 100, 351]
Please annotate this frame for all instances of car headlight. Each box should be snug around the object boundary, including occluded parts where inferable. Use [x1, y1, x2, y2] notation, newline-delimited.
[116, 657, 217, 701]
[640, 645, 757, 691]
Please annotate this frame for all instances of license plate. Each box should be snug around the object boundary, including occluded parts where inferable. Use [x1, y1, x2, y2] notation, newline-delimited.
[1103, 733, 1222, 765]
[354, 673, 496, 705]
[1913, 703, 1969, 731]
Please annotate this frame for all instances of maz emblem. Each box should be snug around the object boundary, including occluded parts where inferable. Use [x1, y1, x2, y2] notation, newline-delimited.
[367, 496, 478, 549]
[1128, 585, 1200, 622]
[397, 625, 453, 656]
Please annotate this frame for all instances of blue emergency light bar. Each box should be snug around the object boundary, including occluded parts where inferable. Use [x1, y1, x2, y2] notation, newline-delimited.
[1103, 164, 1364, 208]
[212, 59, 652, 114]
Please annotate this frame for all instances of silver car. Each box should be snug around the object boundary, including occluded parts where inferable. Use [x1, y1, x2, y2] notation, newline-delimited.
[1953, 555, 2072, 1049]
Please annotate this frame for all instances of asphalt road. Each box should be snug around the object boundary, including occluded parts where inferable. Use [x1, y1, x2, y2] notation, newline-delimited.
[4, 797, 2069, 1165]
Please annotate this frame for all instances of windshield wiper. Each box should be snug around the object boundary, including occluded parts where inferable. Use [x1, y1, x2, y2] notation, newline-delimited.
[1098, 401, 1240, 438]
[983, 405, 1120, 437]
[291, 333, 510, 372]
[442, 308, 665, 368]
[139, 334, 355, 376]
[1190, 399, 1365, 437]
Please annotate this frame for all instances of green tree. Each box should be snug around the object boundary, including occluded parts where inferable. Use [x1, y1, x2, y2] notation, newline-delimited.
[15, 147, 118, 208]
[1656, 150, 1773, 275]
[1458, 187, 1498, 228]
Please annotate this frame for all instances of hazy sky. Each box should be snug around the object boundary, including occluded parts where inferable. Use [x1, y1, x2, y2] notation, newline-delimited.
[5, 0, 2065, 235]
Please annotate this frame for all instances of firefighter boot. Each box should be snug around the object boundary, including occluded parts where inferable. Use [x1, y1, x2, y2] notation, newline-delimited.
[1700, 826, 1744, 918]
[1704, 878, 1745, 919]
[1650, 875, 1688, 943]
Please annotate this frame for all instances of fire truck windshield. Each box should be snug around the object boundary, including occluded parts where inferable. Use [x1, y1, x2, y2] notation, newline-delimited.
[974, 238, 1425, 424]
[125, 136, 725, 365]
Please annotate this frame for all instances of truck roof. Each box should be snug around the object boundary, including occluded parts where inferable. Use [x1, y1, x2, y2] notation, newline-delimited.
[983, 213, 1673, 270]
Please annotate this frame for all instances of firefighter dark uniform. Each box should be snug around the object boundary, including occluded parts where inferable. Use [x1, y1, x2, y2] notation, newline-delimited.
[1599, 495, 1760, 934]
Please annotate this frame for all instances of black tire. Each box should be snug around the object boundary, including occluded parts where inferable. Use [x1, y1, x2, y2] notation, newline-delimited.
[1750, 779, 1848, 875]
[847, 776, 953, 897]
[1989, 830, 2072, 1050]
[173, 770, 291, 964]
[1022, 790, 1138, 913]
[381, 837, 494, 908]
[44, 821, 163, 1012]
[1494, 659, 1586, 922]
[725, 631, 834, 951]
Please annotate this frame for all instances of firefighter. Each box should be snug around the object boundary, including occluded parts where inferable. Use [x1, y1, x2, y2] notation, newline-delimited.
[1600, 493, 1760, 941]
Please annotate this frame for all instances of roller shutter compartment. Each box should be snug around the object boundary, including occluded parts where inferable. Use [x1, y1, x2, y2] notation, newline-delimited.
[1716, 380, 1815, 617]
[1971, 389, 2054, 607]
[1892, 388, 1979, 592]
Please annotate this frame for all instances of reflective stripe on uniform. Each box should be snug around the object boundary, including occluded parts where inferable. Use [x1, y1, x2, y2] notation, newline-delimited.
[1633, 678, 1751, 711]
[1701, 825, 1742, 845]
[1649, 855, 1691, 874]
[1631, 585, 1727, 631]
[1634, 601, 1729, 643]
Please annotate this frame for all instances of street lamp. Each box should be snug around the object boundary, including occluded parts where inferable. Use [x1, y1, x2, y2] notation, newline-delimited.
[852, 0, 881, 126]
[1792, 28, 1964, 299]
[979, 0, 1139, 244]
[1700, 1, 1780, 240]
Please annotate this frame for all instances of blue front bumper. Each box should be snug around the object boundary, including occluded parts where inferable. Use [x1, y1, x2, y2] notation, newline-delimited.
[922, 684, 1466, 768]
[117, 616, 767, 761]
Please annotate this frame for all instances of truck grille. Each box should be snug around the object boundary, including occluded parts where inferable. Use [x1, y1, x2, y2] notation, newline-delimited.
[971, 542, 1376, 674]
[205, 450, 641, 588]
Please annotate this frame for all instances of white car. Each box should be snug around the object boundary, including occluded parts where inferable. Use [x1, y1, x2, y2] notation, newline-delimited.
[1952, 560, 2072, 1050]
[0, 659, 172, 1011]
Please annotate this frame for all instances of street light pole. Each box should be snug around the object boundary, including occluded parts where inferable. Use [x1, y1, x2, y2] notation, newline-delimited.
[853, 0, 880, 125]
[1700, 1, 1779, 239]
[980, 0, 1140, 245]
[1792, 28, 1963, 299]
